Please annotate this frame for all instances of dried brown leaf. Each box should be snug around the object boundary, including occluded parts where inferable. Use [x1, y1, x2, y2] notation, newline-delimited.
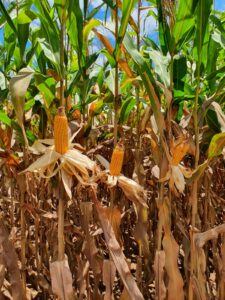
[153, 250, 166, 300]
[77, 257, 89, 300]
[50, 258, 75, 300]
[194, 223, 225, 248]
[158, 201, 184, 300]
[80, 202, 101, 279]
[103, 260, 116, 300]
[105, 207, 122, 245]
[118, 176, 148, 208]
[163, 233, 184, 300]
[91, 188, 144, 300]
[0, 220, 25, 300]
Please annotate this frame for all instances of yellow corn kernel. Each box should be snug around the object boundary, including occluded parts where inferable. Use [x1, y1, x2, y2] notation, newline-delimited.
[141, 207, 148, 223]
[109, 144, 124, 176]
[54, 106, 69, 154]
[171, 141, 189, 166]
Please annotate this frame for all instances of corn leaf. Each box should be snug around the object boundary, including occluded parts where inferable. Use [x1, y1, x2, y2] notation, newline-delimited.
[115, 0, 138, 60]
[50, 258, 74, 300]
[91, 188, 144, 300]
[9, 67, 34, 127]
[208, 132, 225, 159]
[123, 33, 166, 135]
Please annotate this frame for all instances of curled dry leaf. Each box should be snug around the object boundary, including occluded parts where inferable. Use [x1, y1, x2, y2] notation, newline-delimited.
[194, 223, 225, 249]
[118, 175, 148, 208]
[171, 165, 185, 194]
[163, 233, 184, 300]
[21, 140, 96, 198]
[153, 250, 166, 300]
[9, 67, 34, 127]
[96, 154, 110, 170]
[50, 258, 74, 300]
[91, 188, 144, 300]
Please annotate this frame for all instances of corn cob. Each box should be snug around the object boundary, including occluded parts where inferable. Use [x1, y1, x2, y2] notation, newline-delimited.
[171, 140, 189, 166]
[54, 106, 69, 154]
[109, 144, 124, 176]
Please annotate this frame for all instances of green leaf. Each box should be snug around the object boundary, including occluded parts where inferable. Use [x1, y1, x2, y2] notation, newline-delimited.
[83, 19, 101, 45]
[35, 74, 56, 108]
[156, 0, 171, 55]
[67, 0, 85, 69]
[38, 38, 59, 66]
[0, 111, 12, 127]
[119, 97, 136, 124]
[210, 15, 225, 40]
[33, 0, 60, 74]
[123, 33, 166, 134]
[173, 0, 195, 49]
[149, 50, 170, 87]
[208, 132, 225, 159]
[195, 0, 213, 62]
[105, 69, 120, 96]
[173, 55, 187, 90]
[115, 0, 138, 59]
[25, 99, 35, 111]
[17, 10, 36, 63]
[211, 30, 225, 49]
[0, 0, 17, 35]
[4, 23, 16, 68]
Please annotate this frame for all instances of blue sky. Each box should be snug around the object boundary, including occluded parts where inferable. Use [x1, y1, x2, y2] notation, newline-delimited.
[215, 0, 225, 11]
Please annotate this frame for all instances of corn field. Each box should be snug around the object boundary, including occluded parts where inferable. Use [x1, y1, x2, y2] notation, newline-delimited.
[0, 0, 225, 299]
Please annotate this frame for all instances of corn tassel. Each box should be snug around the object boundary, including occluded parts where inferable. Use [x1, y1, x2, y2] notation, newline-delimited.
[109, 144, 124, 176]
[54, 106, 69, 154]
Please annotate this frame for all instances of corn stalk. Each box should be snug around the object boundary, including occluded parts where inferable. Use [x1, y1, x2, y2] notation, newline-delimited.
[58, 0, 66, 261]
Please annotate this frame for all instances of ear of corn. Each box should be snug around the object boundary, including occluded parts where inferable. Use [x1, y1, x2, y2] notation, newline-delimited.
[54, 106, 69, 154]
[171, 139, 189, 166]
[109, 144, 124, 176]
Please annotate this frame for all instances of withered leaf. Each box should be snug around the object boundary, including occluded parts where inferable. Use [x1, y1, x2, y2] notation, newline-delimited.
[163, 233, 184, 300]
[91, 188, 144, 300]
[153, 250, 166, 300]
[103, 260, 116, 300]
[50, 258, 74, 300]
[118, 175, 148, 208]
